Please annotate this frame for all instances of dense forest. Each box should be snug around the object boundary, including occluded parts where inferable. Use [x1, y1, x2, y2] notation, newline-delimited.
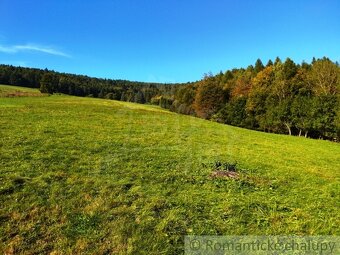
[167, 57, 340, 140]
[0, 65, 183, 104]
[1, 57, 339, 140]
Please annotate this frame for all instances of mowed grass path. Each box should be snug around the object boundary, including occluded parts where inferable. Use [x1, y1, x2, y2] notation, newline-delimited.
[0, 86, 339, 254]
[0, 84, 45, 97]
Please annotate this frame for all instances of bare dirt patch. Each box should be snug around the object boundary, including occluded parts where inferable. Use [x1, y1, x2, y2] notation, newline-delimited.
[0, 91, 45, 97]
[210, 170, 239, 179]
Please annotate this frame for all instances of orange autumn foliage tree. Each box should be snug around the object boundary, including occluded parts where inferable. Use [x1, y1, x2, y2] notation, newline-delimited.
[193, 75, 228, 119]
[231, 71, 252, 98]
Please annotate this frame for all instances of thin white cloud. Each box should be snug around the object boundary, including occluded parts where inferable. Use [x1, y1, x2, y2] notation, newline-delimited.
[0, 44, 70, 58]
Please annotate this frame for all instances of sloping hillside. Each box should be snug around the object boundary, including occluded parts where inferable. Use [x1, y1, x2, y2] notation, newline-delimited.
[0, 84, 45, 97]
[0, 85, 339, 254]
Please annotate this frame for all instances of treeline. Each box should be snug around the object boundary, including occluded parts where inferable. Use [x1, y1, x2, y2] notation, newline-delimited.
[1, 57, 339, 140]
[160, 57, 339, 140]
[0, 64, 182, 103]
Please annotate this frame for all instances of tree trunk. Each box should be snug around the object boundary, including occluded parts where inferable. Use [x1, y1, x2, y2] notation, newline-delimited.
[305, 131, 308, 138]
[284, 123, 292, 135]
[298, 129, 302, 137]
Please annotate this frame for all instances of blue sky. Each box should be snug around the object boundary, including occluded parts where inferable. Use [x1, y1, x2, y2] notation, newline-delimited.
[0, 0, 339, 83]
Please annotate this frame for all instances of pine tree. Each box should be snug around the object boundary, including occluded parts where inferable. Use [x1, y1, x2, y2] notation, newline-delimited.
[266, 59, 273, 67]
[274, 57, 282, 65]
[39, 73, 56, 94]
[254, 59, 264, 73]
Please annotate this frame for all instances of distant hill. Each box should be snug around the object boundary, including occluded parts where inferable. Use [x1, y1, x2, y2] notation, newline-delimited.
[1, 57, 339, 140]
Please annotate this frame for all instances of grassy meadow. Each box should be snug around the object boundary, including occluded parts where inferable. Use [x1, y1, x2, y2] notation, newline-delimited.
[0, 85, 339, 254]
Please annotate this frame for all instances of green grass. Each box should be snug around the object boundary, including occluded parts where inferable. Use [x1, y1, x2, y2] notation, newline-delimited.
[0, 85, 339, 254]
